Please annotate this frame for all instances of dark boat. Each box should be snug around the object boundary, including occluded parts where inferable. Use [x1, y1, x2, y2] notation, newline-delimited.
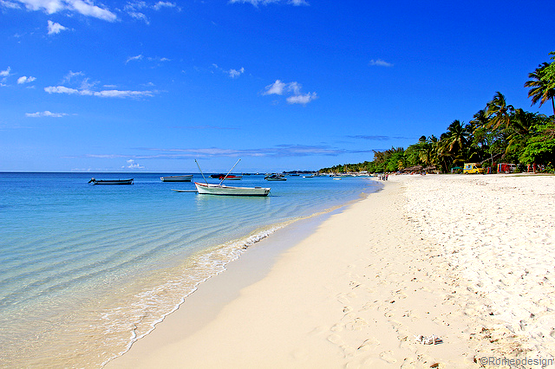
[88, 178, 134, 185]
[209, 174, 242, 180]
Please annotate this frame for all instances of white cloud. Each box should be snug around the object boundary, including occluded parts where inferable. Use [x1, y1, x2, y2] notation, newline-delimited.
[369, 59, 393, 67]
[153, 1, 176, 10]
[263, 79, 317, 105]
[123, 159, 144, 169]
[228, 67, 244, 78]
[1, 66, 11, 77]
[124, 1, 149, 24]
[45, 85, 154, 98]
[211, 64, 245, 79]
[17, 76, 36, 84]
[47, 20, 67, 34]
[1, 0, 21, 9]
[47, 71, 154, 98]
[126, 54, 144, 64]
[230, 0, 308, 6]
[286, 92, 317, 105]
[263, 80, 286, 95]
[26, 110, 67, 117]
[14, 0, 117, 21]
[61, 70, 84, 84]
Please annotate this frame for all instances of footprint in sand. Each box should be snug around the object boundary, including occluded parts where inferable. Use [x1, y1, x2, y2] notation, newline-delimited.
[327, 334, 343, 345]
[346, 317, 368, 331]
[380, 350, 397, 363]
[330, 323, 344, 332]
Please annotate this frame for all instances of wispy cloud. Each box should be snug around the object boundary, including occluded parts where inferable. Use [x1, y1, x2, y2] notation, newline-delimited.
[369, 59, 393, 67]
[153, 1, 177, 10]
[124, 0, 179, 24]
[126, 55, 170, 65]
[47, 20, 67, 34]
[126, 54, 144, 64]
[212, 64, 245, 79]
[1, 66, 12, 85]
[26, 110, 67, 117]
[348, 135, 412, 141]
[1, 1, 21, 10]
[122, 159, 144, 169]
[348, 135, 391, 141]
[45, 85, 154, 98]
[172, 125, 239, 130]
[263, 80, 317, 105]
[17, 75, 36, 84]
[46, 71, 154, 98]
[11, 0, 117, 21]
[286, 92, 317, 105]
[229, 0, 309, 6]
[85, 144, 372, 161]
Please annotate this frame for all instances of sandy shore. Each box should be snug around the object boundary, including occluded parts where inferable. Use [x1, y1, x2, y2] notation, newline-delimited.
[107, 174, 554, 368]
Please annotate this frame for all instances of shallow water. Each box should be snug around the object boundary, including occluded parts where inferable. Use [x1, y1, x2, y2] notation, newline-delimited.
[0, 172, 378, 367]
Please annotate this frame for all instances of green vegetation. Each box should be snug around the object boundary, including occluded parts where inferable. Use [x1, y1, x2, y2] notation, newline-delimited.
[320, 51, 555, 174]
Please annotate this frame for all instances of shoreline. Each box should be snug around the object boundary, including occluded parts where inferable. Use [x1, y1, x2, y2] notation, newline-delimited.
[104, 193, 365, 367]
[107, 174, 554, 368]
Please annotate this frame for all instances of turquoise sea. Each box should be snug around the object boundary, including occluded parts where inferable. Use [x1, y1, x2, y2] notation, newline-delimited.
[0, 172, 379, 367]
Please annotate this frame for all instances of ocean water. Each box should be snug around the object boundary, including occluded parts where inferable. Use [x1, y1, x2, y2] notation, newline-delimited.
[0, 172, 379, 368]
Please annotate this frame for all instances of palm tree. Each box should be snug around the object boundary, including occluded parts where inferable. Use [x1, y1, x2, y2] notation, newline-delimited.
[525, 62, 555, 116]
[442, 119, 470, 157]
[486, 92, 514, 130]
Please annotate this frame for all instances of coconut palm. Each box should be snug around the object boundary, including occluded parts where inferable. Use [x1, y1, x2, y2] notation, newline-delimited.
[525, 62, 555, 116]
[486, 92, 514, 130]
[442, 119, 470, 157]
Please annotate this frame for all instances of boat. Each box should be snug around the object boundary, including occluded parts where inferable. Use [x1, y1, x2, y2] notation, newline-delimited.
[194, 159, 270, 197]
[264, 174, 287, 181]
[88, 178, 133, 185]
[160, 175, 193, 182]
[210, 174, 242, 180]
[194, 182, 270, 196]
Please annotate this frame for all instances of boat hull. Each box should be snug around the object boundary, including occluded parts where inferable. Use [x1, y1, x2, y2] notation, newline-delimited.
[89, 178, 134, 185]
[194, 182, 270, 196]
[160, 175, 193, 182]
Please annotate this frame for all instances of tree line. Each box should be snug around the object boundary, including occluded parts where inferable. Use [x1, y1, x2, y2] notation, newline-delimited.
[320, 52, 555, 174]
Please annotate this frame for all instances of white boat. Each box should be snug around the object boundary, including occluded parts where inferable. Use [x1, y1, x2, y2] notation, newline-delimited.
[194, 159, 270, 197]
[160, 175, 193, 182]
[194, 182, 270, 196]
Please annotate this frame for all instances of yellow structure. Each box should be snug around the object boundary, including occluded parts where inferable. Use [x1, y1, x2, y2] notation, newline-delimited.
[463, 163, 485, 174]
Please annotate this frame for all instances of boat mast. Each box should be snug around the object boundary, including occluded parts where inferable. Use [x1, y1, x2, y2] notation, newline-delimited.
[219, 159, 241, 185]
[194, 159, 209, 184]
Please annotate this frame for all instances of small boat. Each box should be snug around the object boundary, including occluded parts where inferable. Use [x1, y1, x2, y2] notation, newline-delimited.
[264, 174, 287, 181]
[210, 174, 242, 180]
[160, 175, 193, 182]
[88, 178, 133, 185]
[194, 182, 270, 196]
[194, 159, 270, 197]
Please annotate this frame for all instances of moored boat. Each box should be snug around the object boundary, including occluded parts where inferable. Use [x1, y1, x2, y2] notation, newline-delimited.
[160, 175, 193, 182]
[210, 174, 242, 180]
[264, 174, 287, 181]
[194, 182, 270, 196]
[88, 178, 134, 185]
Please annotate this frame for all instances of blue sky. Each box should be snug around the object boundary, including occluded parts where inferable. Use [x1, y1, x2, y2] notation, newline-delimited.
[1, 0, 554, 173]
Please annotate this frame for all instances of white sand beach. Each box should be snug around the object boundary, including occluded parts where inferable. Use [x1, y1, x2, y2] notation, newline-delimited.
[107, 174, 555, 368]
